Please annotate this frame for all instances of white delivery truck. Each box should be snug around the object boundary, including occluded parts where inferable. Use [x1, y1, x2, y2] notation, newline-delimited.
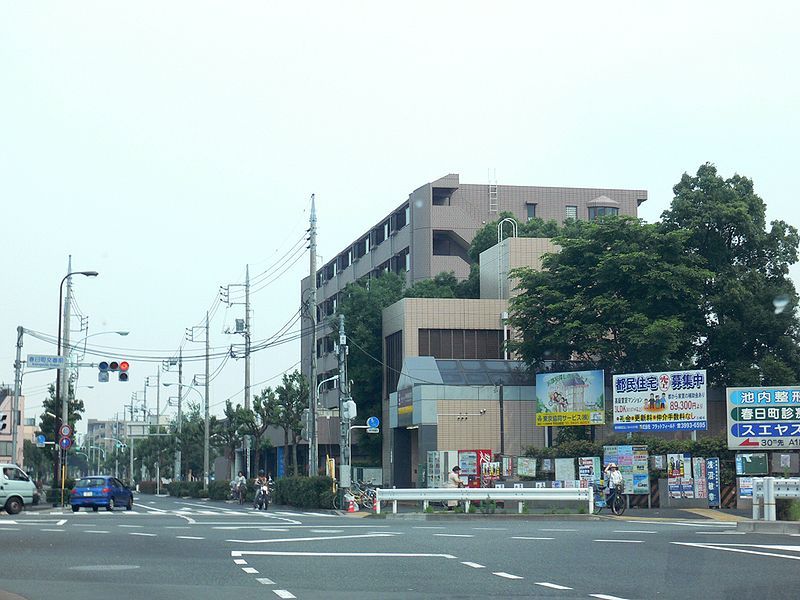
[0, 463, 37, 514]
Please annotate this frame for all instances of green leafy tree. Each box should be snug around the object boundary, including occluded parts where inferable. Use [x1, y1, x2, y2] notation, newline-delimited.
[242, 389, 278, 474]
[661, 163, 800, 385]
[508, 216, 711, 374]
[38, 382, 85, 442]
[335, 272, 404, 463]
[274, 371, 309, 476]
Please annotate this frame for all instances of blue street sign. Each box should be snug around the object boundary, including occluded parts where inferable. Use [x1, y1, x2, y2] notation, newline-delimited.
[706, 457, 721, 508]
[36, 434, 46, 448]
[367, 416, 380, 428]
[59, 436, 72, 450]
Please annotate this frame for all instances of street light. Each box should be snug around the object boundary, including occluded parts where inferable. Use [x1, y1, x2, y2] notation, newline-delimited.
[163, 382, 207, 490]
[54, 270, 98, 497]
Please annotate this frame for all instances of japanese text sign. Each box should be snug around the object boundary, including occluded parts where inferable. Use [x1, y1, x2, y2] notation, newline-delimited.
[613, 370, 707, 432]
[726, 386, 800, 450]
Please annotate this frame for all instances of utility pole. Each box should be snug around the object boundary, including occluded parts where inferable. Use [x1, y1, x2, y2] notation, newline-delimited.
[204, 311, 210, 491]
[175, 349, 183, 481]
[337, 314, 351, 488]
[54, 256, 73, 494]
[11, 326, 23, 464]
[244, 265, 251, 476]
[308, 194, 318, 476]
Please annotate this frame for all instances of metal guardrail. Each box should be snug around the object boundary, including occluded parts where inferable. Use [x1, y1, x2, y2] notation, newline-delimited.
[374, 487, 594, 515]
[752, 477, 800, 521]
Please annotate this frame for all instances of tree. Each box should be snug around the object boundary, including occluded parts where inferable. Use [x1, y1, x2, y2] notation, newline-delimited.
[335, 272, 404, 463]
[661, 163, 800, 386]
[243, 389, 278, 474]
[508, 216, 711, 374]
[38, 382, 85, 442]
[274, 371, 309, 476]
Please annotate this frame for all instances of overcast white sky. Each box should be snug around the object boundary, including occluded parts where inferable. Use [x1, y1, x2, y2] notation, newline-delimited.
[2, 2, 798, 435]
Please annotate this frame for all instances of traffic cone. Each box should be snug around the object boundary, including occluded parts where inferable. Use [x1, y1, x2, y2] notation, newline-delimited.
[373, 495, 379, 512]
[347, 498, 355, 513]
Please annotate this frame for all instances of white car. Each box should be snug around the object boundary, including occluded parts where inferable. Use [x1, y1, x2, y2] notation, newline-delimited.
[0, 463, 37, 514]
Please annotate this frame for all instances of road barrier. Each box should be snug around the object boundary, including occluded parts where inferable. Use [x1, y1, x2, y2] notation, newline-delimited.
[752, 477, 800, 521]
[374, 486, 594, 515]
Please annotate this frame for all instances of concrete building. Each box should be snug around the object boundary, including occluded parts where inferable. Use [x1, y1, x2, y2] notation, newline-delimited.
[302, 173, 647, 409]
[0, 388, 25, 465]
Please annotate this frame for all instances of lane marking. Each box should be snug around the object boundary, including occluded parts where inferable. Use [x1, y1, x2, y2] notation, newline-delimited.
[593, 539, 643, 544]
[273, 591, 296, 599]
[119, 525, 144, 529]
[512, 536, 554, 540]
[433, 533, 474, 538]
[129, 532, 157, 537]
[493, 572, 523, 580]
[226, 532, 397, 544]
[613, 530, 657, 534]
[310, 530, 343, 534]
[56, 520, 67, 526]
[0, 528, 20, 531]
[535, 582, 573, 590]
[461, 562, 485, 569]
[539, 528, 577, 532]
[671, 542, 800, 561]
[165, 526, 191, 530]
[214, 527, 291, 532]
[176, 536, 205, 540]
[412, 526, 445, 529]
[40, 529, 64, 532]
[0, 521, 18, 525]
[256, 578, 275, 585]
[472, 527, 507, 531]
[695, 531, 747, 535]
[590, 595, 629, 600]
[242, 567, 259, 574]
[73, 524, 96, 527]
[231, 551, 457, 559]
[233, 559, 248, 565]
[85, 530, 110, 534]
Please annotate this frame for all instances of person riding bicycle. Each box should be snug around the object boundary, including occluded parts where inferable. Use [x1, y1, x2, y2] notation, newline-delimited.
[604, 463, 624, 509]
[234, 471, 247, 500]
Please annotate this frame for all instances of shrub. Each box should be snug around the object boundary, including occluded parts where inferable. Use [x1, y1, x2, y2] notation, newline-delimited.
[209, 480, 231, 501]
[274, 476, 335, 509]
[138, 480, 157, 494]
[777, 499, 800, 521]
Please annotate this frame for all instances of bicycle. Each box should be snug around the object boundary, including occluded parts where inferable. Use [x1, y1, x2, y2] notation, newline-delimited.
[593, 482, 626, 516]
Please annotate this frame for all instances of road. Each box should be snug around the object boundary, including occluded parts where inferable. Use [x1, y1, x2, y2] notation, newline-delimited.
[1, 495, 799, 599]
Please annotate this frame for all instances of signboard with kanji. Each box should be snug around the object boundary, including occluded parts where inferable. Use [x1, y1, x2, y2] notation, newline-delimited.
[613, 370, 707, 432]
[726, 386, 800, 450]
[535, 370, 605, 427]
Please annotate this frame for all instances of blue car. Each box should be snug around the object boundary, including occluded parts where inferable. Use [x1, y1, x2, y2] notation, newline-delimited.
[70, 476, 134, 512]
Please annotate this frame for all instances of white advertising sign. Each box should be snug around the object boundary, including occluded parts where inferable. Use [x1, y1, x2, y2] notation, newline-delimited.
[613, 370, 707, 432]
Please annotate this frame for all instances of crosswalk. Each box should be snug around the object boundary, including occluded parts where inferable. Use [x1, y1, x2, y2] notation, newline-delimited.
[42, 506, 336, 518]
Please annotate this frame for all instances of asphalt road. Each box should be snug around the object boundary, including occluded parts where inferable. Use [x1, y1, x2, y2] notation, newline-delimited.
[1, 495, 799, 600]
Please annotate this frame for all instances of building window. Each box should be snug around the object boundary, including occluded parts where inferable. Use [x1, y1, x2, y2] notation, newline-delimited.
[418, 329, 503, 360]
[526, 203, 537, 220]
[404, 250, 410, 272]
[385, 331, 403, 395]
[588, 206, 619, 220]
[565, 205, 578, 221]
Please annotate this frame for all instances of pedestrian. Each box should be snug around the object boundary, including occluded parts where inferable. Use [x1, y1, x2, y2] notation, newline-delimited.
[445, 466, 463, 510]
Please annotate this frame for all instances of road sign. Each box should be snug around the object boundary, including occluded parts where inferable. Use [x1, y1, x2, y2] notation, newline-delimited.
[367, 416, 380, 428]
[27, 354, 66, 369]
[36, 434, 46, 448]
[726, 386, 800, 449]
[59, 424, 73, 438]
[366, 427, 379, 434]
[58, 436, 72, 450]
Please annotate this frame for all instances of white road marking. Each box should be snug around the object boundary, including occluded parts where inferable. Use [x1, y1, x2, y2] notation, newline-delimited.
[56, 520, 67, 526]
[256, 578, 275, 585]
[129, 532, 157, 537]
[672, 542, 800, 561]
[433, 533, 474, 538]
[214, 526, 291, 531]
[535, 582, 573, 590]
[695, 531, 746, 535]
[233, 559, 248, 565]
[493, 572, 523, 580]
[85, 530, 110, 534]
[73, 524, 96, 527]
[512, 536, 554, 540]
[472, 527, 507, 531]
[638, 521, 734, 528]
[226, 532, 398, 544]
[0, 528, 20, 531]
[461, 562, 485, 569]
[119, 525, 143, 528]
[593, 539, 643, 543]
[412, 526, 445, 529]
[540, 528, 577, 532]
[176, 536, 205, 540]
[310, 530, 343, 534]
[0, 521, 18, 526]
[231, 551, 457, 559]
[273, 591, 296, 599]
[242, 567, 259, 574]
[40, 529, 64, 533]
[613, 530, 657, 534]
[165, 526, 191, 529]
[590, 595, 629, 600]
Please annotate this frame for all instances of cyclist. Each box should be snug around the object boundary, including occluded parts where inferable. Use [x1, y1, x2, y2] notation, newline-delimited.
[604, 463, 623, 511]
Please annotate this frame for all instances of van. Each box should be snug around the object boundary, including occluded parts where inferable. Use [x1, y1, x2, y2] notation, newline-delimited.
[0, 463, 36, 514]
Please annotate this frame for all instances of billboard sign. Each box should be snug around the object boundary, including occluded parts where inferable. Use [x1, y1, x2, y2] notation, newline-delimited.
[603, 445, 649, 494]
[535, 370, 605, 427]
[726, 386, 800, 449]
[613, 370, 707, 432]
[578, 456, 601, 483]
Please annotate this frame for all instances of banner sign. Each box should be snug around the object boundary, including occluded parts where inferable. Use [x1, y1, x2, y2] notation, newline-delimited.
[517, 457, 537, 477]
[613, 370, 707, 432]
[667, 453, 694, 498]
[535, 370, 605, 426]
[692, 457, 708, 499]
[706, 457, 721, 508]
[555, 458, 576, 482]
[603, 445, 649, 494]
[726, 386, 800, 449]
[578, 457, 601, 483]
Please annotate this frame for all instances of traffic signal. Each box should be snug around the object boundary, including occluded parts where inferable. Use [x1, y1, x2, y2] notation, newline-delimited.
[98, 360, 130, 382]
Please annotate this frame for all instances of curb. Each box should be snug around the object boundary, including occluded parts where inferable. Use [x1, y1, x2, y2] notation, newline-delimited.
[736, 520, 800, 535]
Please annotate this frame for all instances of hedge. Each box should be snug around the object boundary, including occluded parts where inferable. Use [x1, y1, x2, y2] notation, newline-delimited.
[166, 481, 208, 498]
[273, 476, 335, 509]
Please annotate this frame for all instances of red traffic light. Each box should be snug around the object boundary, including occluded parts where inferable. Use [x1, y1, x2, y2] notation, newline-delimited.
[119, 361, 130, 372]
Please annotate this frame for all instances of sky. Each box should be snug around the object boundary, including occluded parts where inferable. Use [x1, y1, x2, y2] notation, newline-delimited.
[1, 1, 799, 436]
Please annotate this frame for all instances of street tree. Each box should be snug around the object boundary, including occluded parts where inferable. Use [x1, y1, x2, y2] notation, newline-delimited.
[274, 371, 309, 476]
[508, 216, 711, 374]
[661, 163, 800, 386]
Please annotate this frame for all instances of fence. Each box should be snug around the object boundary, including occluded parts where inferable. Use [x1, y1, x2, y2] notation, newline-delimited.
[375, 486, 594, 515]
[752, 477, 800, 521]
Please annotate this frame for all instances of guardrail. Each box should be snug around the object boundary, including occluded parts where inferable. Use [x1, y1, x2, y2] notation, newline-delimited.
[374, 487, 594, 515]
[752, 477, 800, 521]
